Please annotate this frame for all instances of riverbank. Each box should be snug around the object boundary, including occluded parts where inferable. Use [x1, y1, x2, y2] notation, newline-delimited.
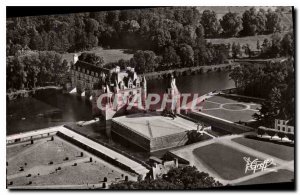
[141, 63, 239, 80]
[6, 86, 63, 101]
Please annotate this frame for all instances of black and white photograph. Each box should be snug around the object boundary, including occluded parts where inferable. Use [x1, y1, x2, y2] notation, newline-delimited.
[5, 4, 296, 191]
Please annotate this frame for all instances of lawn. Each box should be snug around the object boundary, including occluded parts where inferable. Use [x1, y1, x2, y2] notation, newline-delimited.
[62, 47, 133, 65]
[232, 137, 294, 161]
[236, 169, 294, 186]
[193, 143, 263, 180]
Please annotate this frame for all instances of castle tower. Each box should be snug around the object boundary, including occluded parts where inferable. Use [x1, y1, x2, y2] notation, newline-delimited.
[166, 75, 180, 114]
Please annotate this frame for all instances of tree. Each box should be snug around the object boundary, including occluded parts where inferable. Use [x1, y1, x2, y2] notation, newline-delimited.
[178, 44, 194, 67]
[200, 10, 221, 38]
[257, 128, 265, 137]
[266, 9, 282, 33]
[231, 42, 241, 59]
[266, 130, 276, 139]
[110, 166, 222, 189]
[281, 32, 294, 56]
[78, 52, 104, 67]
[256, 40, 261, 51]
[220, 12, 242, 37]
[277, 131, 286, 141]
[161, 46, 181, 70]
[286, 133, 294, 142]
[243, 44, 251, 58]
[131, 50, 158, 74]
[241, 7, 267, 36]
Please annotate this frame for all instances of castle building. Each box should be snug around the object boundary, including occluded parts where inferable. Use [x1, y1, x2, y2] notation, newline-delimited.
[70, 54, 110, 98]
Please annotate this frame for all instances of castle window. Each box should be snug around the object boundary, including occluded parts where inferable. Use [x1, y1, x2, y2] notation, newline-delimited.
[136, 83, 140, 87]
[282, 127, 285, 131]
[129, 83, 133, 88]
[137, 89, 140, 94]
[277, 126, 280, 130]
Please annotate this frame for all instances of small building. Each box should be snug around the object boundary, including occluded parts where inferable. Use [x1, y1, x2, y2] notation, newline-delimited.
[275, 119, 294, 134]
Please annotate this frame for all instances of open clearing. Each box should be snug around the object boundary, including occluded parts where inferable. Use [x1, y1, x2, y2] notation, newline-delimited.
[62, 47, 133, 65]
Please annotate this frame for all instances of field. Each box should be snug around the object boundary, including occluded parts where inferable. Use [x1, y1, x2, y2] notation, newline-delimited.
[193, 143, 262, 180]
[232, 137, 294, 161]
[62, 47, 133, 65]
[201, 95, 260, 122]
[7, 136, 135, 188]
[207, 34, 282, 54]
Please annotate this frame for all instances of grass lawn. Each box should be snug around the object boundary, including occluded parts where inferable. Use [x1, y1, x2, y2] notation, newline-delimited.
[207, 34, 274, 51]
[193, 143, 263, 180]
[62, 47, 133, 65]
[236, 169, 294, 186]
[232, 137, 294, 161]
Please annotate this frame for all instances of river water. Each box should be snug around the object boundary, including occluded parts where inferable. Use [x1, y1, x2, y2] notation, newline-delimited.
[6, 71, 234, 135]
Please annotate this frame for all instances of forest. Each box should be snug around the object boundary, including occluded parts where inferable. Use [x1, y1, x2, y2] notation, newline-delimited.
[6, 7, 293, 92]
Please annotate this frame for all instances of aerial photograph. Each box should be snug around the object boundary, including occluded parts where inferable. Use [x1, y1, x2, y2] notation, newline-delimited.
[6, 6, 295, 190]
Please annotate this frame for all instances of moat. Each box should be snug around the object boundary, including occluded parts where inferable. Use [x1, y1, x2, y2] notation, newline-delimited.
[7, 71, 234, 135]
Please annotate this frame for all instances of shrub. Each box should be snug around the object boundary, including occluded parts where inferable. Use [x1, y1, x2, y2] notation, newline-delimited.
[286, 133, 294, 142]
[257, 128, 265, 137]
[277, 131, 286, 141]
[266, 130, 276, 139]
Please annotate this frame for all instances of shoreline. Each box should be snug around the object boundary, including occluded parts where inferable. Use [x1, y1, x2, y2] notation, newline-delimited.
[6, 86, 63, 101]
[141, 62, 239, 80]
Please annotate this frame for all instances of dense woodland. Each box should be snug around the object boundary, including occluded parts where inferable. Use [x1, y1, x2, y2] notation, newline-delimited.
[230, 58, 294, 125]
[6, 7, 293, 92]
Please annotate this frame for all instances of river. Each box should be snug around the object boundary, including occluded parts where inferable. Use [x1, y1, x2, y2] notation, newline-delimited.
[6, 71, 234, 135]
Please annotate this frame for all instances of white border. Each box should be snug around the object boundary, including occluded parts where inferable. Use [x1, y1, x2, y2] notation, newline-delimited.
[1, 1, 298, 195]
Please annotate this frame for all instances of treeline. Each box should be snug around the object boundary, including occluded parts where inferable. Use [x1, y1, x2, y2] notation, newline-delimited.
[7, 7, 289, 55]
[110, 166, 222, 189]
[229, 59, 294, 126]
[7, 51, 68, 92]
